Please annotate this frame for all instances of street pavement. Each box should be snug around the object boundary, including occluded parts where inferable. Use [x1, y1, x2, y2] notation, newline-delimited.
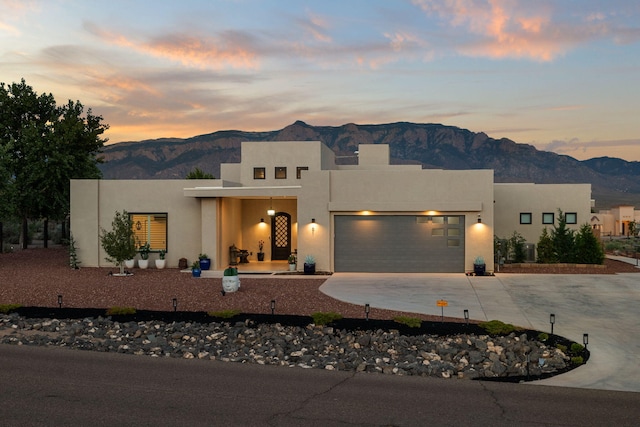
[320, 257, 640, 393]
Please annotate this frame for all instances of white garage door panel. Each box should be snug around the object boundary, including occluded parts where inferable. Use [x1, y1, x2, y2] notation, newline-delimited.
[334, 215, 465, 273]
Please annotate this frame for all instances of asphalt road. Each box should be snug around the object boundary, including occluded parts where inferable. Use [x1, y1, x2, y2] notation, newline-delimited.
[2, 345, 639, 426]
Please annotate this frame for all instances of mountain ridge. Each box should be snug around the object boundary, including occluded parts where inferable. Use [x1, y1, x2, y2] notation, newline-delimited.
[98, 121, 640, 209]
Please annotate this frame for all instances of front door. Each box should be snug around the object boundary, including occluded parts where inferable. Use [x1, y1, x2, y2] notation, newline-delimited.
[271, 212, 291, 260]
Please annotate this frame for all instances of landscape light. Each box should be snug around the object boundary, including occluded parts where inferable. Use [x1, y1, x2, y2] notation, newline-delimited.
[271, 299, 276, 315]
[550, 313, 555, 334]
[464, 309, 469, 326]
[57, 295, 63, 308]
[365, 303, 370, 321]
[583, 333, 589, 349]
[172, 298, 177, 312]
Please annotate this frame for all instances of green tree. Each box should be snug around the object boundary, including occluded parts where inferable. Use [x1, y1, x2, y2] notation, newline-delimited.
[552, 209, 575, 263]
[100, 210, 137, 275]
[509, 231, 527, 263]
[574, 223, 605, 264]
[186, 167, 214, 179]
[0, 79, 108, 249]
[536, 228, 556, 263]
[628, 220, 637, 238]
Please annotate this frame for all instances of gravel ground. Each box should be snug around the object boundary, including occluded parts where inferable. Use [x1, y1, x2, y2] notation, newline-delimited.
[1, 248, 635, 321]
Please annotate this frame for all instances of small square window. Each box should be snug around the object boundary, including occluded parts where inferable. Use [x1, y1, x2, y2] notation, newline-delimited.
[565, 212, 577, 224]
[296, 166, 309, 179]
[520, 213, 532, 224]
[542, 212, 554, 224]
[275, 167, 287, 179]
[254, 167, 265, 179]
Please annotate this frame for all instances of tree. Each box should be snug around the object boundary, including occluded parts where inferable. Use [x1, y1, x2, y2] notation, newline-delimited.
[551, 209, 575, 263]
[574, 224, 605, 264]
[100, 210, 137, 275]
[628, 220, 637, 238]
[536, 228, 556, 263]
[509, 231, 527, 263]
[0, 79, 108, 248]
[186, 167, 214, 179]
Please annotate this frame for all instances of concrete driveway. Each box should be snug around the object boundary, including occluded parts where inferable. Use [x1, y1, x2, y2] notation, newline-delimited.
[320, 271, 640, 392]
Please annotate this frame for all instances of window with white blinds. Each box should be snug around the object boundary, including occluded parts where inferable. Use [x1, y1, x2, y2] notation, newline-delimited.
[130, 213, 167, 251]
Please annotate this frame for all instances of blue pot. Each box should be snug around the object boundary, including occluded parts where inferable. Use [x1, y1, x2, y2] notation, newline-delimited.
[192, 268, 202, 278]
[199, 259, 211, 270]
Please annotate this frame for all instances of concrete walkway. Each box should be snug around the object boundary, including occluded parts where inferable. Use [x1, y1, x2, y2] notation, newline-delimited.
[320, 258, 640, 392]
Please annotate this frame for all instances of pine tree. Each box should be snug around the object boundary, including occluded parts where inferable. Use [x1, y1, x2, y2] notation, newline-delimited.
[574, 223, 605, 264]
[536, 228, 555, 263]
[552, 209, 576, 263]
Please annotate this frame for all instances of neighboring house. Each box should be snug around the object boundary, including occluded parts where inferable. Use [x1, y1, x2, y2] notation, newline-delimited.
[591, 205, 640, 237]
[71, 141, 592, 273]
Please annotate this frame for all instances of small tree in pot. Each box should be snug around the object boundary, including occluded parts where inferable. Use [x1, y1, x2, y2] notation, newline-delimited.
[100, 210, 137, 276]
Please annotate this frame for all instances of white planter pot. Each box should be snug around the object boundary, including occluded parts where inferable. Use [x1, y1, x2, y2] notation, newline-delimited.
[155, 259, 166, 269]
[138, 259, 149, 269]
[289, 264, 296, 271]
[222, 276, 240, 293]
[125, 259, 135, 269]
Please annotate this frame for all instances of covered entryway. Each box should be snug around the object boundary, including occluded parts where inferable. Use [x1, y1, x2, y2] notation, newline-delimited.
[334, 215, 465, 273]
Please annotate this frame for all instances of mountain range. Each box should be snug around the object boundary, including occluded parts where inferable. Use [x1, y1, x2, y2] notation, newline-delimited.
[97, 121, 640, 209]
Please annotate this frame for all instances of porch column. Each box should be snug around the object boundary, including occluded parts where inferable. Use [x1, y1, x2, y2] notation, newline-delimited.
[201, 198, 219, 269]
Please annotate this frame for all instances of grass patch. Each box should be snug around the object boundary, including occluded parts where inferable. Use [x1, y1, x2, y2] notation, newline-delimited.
[393, 316, 422, 328]
[0, 304, 22, 314]
[208, 309, 241, 319]
[311, 311, 343, 325]
[479, 320, 519, 335]
[106, 306, 137, 316]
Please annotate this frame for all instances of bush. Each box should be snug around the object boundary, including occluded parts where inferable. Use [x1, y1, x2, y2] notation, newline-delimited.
[537, 332, 549, 342]
[570, 343, 585, 353]
[393, 316, 422, 328]
[571, 356, 584, 365]
[0, 304, 22, 314]
[208, 309, 241, 319]
[106, 306, 136, 316]
[556, 344, 568, 353]
[479, 320, 518, 335]
[312, 311, 342, 325]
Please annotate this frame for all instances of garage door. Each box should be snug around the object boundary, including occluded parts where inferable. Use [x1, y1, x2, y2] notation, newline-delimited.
[334, 215, 465, 273]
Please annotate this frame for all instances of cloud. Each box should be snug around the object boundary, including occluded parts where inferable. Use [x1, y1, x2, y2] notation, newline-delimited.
[542, 137, 640, 161]
[296, 13, 332, 43]
[84, 22, 260, 70]
[410, 0, 637, 61]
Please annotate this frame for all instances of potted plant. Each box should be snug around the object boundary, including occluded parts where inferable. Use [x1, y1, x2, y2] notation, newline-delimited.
[473, 256, 486, 276]
[288, 253, 297, 271]
[191, 260, 201, 278]
[257, 240, 265, 261]
[222, 265, 240, 293]
[198, 253, 211, 270]
[303, 254, 316, 275]
[138, 242, 151, 269]
[155, 249, 166, 269]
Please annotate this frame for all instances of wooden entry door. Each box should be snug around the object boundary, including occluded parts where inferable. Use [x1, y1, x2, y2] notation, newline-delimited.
[271, 212, 291, 260]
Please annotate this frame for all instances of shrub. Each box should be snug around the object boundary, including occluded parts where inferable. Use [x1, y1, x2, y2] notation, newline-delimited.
[571, 356, 584, 365]
[394, 316, 422, 328]
[479, 320, 518, 335]
[556, 344, 568, 353]
[537, 332, 549, 342]
[106, 306, 136, 316]
[0, 304, 22, 314]
[312, 311, 342, 325]
[208, 309, 241, 319]
[570, 343, 585, 353]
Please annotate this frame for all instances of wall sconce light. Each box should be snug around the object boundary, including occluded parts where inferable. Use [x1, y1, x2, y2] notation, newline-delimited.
[260, 218, 264, 223]
[270, 299, 276, 315]
[172, 298, 178, 312]
[550, 313, 555, 334]
[267, 198, 275, 216]
[311, 218, 315, 223]
[464, 309, 469, 326]
[365, 303, 370, 321]
[583, 333, 589, 349]
[136, 220, 142, 230]
[477, 214, 482, 224]
[57, 294, 63, 308]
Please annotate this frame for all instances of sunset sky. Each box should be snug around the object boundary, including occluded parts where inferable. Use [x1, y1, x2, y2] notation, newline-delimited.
[1, 0, 639, 161]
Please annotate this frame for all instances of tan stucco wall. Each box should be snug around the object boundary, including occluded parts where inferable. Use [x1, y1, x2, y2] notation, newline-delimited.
[494, 183, 592, 248]
[71, 179, 213, 268]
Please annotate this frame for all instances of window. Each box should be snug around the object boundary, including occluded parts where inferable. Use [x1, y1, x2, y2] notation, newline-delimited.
[130, 213, 167, 251]
[254, 167, 265, 179]
[275, 166, 287, 179]
[542, 212, 554, 224]
[296, 166, 309, 179]
[565, 212, 577, 224]
[520, 213, 532, 224]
